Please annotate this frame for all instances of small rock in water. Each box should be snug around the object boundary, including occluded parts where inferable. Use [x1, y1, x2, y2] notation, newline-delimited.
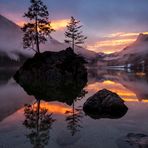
[83, 89, 128, 119]
[117, 133, 148, 148]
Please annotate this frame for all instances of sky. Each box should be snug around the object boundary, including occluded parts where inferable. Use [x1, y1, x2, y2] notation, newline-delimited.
[0, 0, 148, 53]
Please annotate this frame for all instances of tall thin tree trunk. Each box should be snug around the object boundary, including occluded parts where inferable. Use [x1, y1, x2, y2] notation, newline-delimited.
[72, 32, 74, 51]
[72, 101, 75, 136]
[36, 99, 40, 133]
[72, 39, 74, 51]
[35, 15, 40, 53]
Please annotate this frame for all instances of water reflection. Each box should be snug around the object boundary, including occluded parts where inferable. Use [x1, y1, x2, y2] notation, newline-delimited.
[0, 68, 17, 85]
[1, 67, 148, 147]
[64, 90, 87, 136]
[88, 69, 148, 102]
[117, 133, 148, 148]
[14, 56, 88, 147]
[23, 100, 55, 148]
[65, 102, 84, 136]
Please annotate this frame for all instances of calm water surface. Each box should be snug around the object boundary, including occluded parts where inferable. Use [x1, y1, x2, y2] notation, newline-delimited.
[0, 69, 148, 148]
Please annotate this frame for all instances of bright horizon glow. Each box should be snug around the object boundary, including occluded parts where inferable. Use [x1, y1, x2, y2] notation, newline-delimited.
[12, 17, 148, 54]
[87, 38, 136, 54]
[35, 102, 73, 114]
[86, 80, 148, 102]
[16, 19, 69, 31]
[51, 19, 69, 30]
[87, 32, 148, 53]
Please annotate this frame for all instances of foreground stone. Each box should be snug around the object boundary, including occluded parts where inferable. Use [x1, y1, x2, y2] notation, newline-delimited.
[83, 89, 128, 119]
[117, 133, 148, 148]
[14, 48, 87, 105]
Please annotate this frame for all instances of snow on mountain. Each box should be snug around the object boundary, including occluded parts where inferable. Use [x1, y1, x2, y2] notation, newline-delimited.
[0, 14, 97, 61]
[119, 33, 148, 56]
[104, 33, 148, 61]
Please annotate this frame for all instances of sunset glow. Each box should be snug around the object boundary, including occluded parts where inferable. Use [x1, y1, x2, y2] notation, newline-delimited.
[87, 38, 135, 53]
[108, 32, 148, 38]
[16, 21, 26, 27]
[87, 32, 148, 53]
[34, 102, 73, 114]
[16, 19, 69, 31]
[11, 18, 148, 54]
[1, 0, 148, 146]
[86, 80, 148, 102]
[51, 19, 69, 30]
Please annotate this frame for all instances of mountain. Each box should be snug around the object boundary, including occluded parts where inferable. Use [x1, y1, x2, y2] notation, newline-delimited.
[97, 33, 148, 70]
[0, 14, 97, 65]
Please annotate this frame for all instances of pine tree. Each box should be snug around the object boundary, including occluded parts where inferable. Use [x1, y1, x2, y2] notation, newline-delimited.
[22, 0, 54, 53]
[65, 16, 87, 51]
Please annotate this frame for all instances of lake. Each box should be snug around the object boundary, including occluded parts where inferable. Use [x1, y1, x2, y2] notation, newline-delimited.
[0, 68, 148, 148]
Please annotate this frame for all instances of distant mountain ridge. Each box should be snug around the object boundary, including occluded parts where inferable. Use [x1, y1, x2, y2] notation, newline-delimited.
[0, 14, 97, 65]
[104, 33, 148, 60]
[95, 33, 148, 70]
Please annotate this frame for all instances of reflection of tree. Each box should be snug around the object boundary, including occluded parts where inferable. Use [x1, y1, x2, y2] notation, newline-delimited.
[65, 104, 83, 136]
[77, 89, 88, 101]
[65, 90, 87, 136]
[23, 100, 55, 148]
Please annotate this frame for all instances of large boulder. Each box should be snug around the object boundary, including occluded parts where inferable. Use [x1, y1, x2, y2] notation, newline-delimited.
[14, 48, 88, 105]
[83, 89, 128, 119]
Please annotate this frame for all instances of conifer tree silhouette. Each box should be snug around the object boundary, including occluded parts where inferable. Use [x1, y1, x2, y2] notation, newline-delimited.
[22, 0, 54, 53]
[65, 16, 87, 51]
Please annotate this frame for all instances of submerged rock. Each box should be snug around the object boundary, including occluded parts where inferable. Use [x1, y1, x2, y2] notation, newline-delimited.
[117, 133, 148, 148]
[14, 48, 87, 105]
[83, 89, 128, 119]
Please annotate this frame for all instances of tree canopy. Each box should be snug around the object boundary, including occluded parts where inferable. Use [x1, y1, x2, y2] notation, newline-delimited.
[22, 0, 54, 53]
[65, 16, 87, 51]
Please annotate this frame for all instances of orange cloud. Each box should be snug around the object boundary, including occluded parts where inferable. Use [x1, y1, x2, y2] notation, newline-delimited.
[87, 32, 148, 53]
[87, 38, 135, 54]
[51, 19, 69, 30]
[108, 32, 148, 38]
[16, 19, 69, 30]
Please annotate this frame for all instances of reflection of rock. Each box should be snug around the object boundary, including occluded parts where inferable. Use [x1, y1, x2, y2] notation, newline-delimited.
[14, 48, 87, 105]
[117, 133, 148, 148]
[83, 89, 128, 119]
